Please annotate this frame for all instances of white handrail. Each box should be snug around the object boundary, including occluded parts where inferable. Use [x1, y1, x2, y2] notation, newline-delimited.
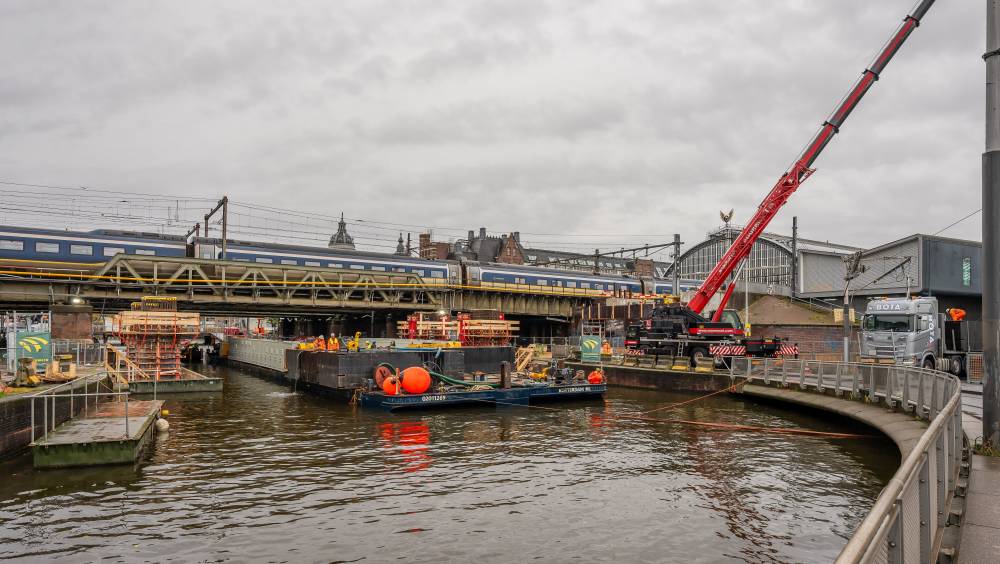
[728, 358, 962, 563]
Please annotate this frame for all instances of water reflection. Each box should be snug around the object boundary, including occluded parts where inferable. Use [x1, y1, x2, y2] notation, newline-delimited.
[379, 421, 432, 473]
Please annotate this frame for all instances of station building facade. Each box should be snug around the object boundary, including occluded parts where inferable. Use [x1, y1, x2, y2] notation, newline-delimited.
[797, 234, 983, 319]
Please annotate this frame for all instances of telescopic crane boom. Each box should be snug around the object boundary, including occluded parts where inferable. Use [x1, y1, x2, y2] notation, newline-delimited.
[687, 0, 936, 317]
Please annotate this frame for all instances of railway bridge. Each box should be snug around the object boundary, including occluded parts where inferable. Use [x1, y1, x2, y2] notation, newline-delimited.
[0, 254, 591, 317]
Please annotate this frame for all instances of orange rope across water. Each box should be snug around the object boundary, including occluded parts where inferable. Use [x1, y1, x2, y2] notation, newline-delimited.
[639, 383, 741, 416]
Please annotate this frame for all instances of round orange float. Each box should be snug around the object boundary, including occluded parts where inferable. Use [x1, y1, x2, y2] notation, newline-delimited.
[587, 370, 604, 385]
[381, 376, 401, 395]
[400, 366, 432, 394]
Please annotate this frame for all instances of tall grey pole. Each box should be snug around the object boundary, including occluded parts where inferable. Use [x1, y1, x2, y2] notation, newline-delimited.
[672, 234, 681, 296]
[791, 216, 798, 296]
[843, 283, 852, 364]
[983, 0, 1000, 445]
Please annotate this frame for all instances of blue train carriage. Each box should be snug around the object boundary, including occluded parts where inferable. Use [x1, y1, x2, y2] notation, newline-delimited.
[467, 262, 698, 298]
[189, 237, 458, 285]
[0, 225, 186, 264]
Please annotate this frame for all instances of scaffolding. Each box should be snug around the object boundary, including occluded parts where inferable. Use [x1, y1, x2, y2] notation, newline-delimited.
[397, 310, 518, 346]
[114, 297, 199, 379]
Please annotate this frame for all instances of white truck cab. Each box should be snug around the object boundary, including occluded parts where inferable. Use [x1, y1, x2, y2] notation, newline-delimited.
[861, 296, 975, 375]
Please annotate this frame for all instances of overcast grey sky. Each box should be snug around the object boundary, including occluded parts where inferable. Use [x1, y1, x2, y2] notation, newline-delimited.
[0, 0, 984, 253]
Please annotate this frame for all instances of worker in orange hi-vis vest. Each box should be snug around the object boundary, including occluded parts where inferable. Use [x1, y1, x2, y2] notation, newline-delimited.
[329, 335, 340, 351]
[315, 335, 327, 350]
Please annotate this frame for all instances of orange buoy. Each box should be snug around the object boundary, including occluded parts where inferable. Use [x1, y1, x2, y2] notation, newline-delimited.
[587, 370, 604, 385]
[400, 366, 432, 394]
[381, 376, 401, 395]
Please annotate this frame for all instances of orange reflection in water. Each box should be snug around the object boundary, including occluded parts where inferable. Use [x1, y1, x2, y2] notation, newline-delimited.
[379, 421, 432, 473]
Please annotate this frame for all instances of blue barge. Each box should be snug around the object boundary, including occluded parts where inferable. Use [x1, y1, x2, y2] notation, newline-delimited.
[360, 383, 607, 411]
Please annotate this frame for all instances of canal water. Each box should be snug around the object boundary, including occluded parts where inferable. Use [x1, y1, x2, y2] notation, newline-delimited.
[0, 365, 897, 563]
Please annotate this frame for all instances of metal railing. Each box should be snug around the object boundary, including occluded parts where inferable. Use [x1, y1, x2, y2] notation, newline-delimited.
[29, 370, 133, 443]
[51, 341, 107, 366]
[728, 358, 962, 564]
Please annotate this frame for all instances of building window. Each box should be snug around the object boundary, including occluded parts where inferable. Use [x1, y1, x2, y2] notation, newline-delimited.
[103, 247, 125, 257]
[70, 244, 93, 255]
[963, 257, 972, 287]
[135, 249, 155, 256]
[35, 242, 59, 253]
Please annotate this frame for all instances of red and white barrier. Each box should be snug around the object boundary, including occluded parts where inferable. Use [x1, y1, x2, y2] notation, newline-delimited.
[709, 344, 800, 357]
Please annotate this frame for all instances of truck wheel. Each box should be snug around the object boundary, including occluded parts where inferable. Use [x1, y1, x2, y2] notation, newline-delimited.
[690, 347, 709, 367]
[922, 358, 935, 370]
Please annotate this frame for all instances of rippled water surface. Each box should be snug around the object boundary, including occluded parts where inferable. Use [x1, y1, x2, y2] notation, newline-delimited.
[0, 365, 898, 563]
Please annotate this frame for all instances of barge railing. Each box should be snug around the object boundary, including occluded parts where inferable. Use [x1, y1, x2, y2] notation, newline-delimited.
[728, 358, 962, 564]
[29, 371, 132, 443]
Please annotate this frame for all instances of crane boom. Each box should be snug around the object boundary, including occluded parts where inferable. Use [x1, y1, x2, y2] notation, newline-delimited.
[687, 0, 936, 315]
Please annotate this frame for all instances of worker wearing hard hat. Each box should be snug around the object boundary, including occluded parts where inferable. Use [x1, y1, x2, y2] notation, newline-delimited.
[329, 335, 340, 351]
[315, 335, 327, 350]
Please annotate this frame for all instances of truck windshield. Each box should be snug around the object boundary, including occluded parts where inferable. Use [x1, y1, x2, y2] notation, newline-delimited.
[863, 314, 913, 331]
[626, 325, 639, 339]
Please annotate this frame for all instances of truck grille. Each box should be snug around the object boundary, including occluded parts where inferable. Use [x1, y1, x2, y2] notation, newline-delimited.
[867, 344, 906, 358]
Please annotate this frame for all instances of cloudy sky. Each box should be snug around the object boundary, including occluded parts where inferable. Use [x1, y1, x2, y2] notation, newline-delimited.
[0, 0, 985, 255]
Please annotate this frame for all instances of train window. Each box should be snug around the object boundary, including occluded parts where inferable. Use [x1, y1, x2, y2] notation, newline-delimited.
[280, 259, 298, 265]
[566, 281, 577, 288]
[70, 244, 92, 255]
[413, 269, 425, 277]
[430, 271, 444, 278]
[371, 266, 386, 271]
[35, 242, 59, 253]
[0, 239, 24, 251]
[329, 263, 343, 268]
[494, 276, 506, 282]
[305, 261, 321, 267]
[255, 258, 273, 264]
[135, 249, 155, 256]
[235, 258, 250, 262]
[581, 282, 590, 289]
[349, 264, 364, 270]
[515, 277, 526, 284]
[103, 247, 125, 257]
[536, 279, 548, 286]
[392, 267, 406, 272]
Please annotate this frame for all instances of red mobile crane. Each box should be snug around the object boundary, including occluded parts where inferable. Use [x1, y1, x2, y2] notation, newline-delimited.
[627, 0, 936, 362]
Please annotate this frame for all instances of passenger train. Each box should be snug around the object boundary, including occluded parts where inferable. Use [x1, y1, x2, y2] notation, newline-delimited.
[0, 225, 699, 296]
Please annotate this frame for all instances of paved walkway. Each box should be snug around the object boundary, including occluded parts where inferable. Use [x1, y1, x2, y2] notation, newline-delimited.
[958, 383, 1000, 563]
